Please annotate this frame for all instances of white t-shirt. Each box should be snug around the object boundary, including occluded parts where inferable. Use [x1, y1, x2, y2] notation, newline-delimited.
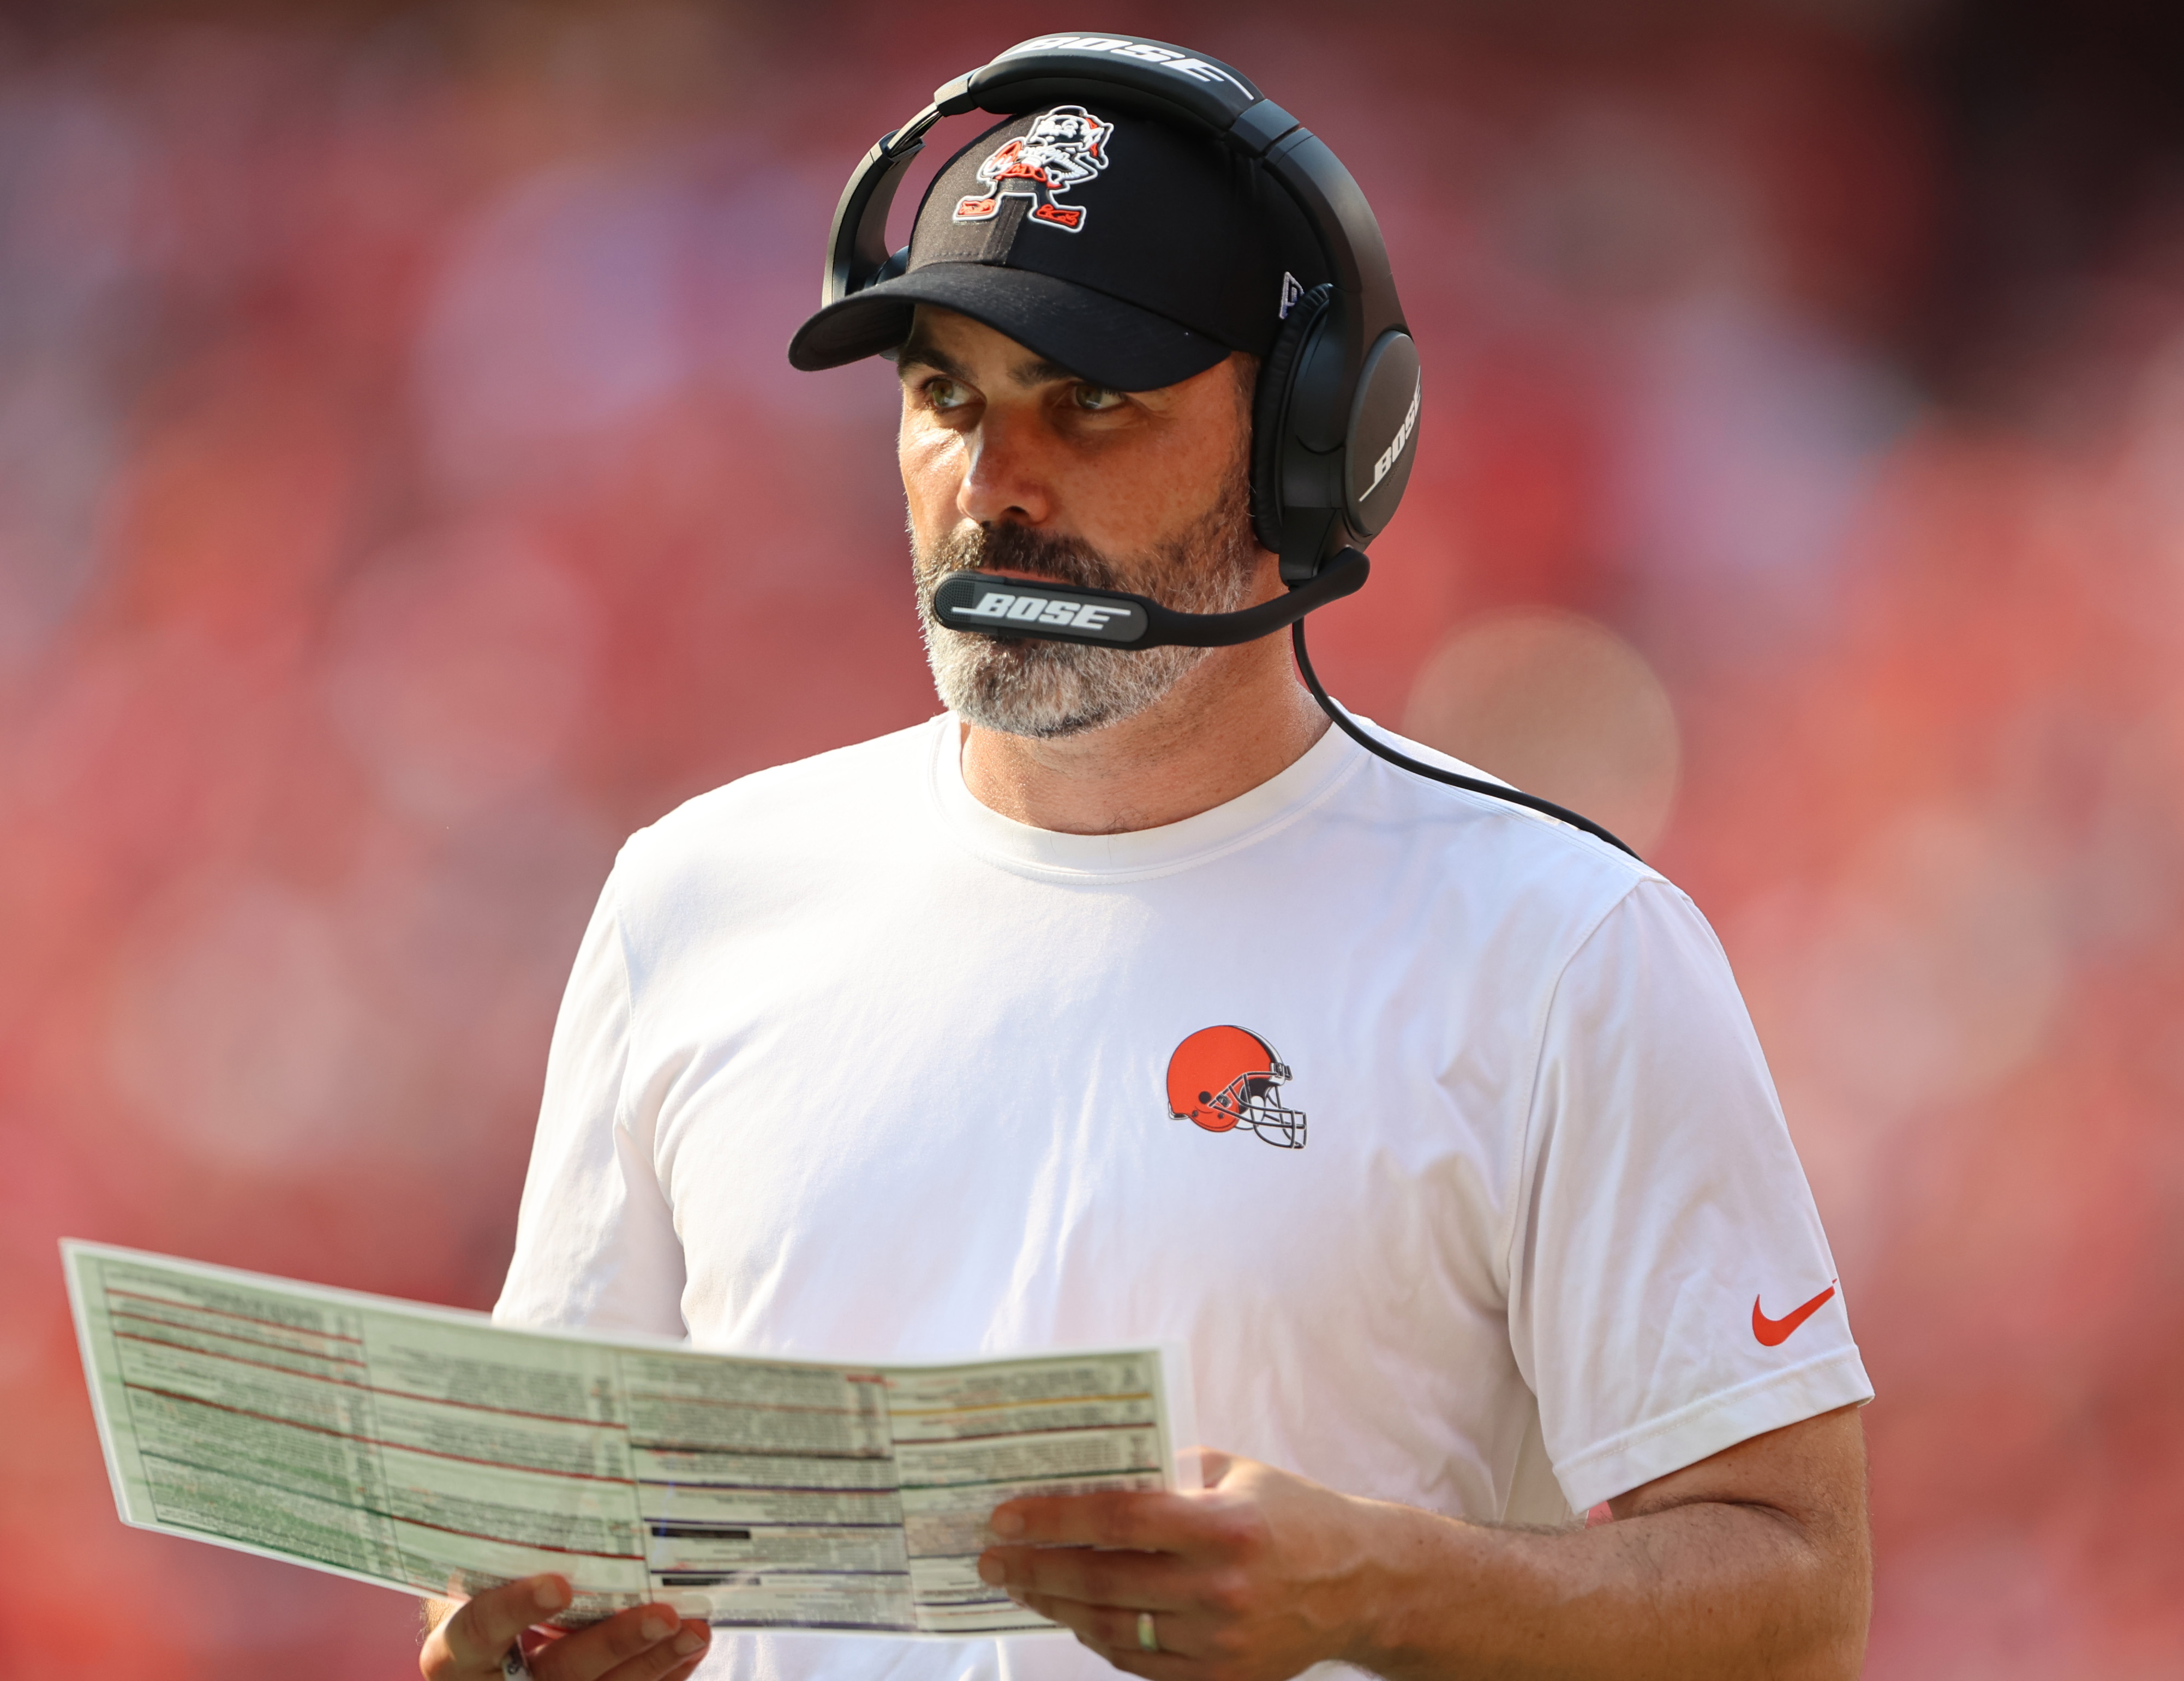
[497, 714, 1871, 1681]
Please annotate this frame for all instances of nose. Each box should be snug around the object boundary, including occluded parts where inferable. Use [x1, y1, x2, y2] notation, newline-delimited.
[956, 405, 1054, 529]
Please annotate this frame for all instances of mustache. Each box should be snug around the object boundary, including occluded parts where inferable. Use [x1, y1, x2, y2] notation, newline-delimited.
[918, 522, 1129, 594]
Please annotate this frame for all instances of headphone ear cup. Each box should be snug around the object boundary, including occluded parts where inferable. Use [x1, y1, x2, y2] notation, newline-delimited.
[1342, 330, 1421, 540]
[1249, 285, 1332, 556]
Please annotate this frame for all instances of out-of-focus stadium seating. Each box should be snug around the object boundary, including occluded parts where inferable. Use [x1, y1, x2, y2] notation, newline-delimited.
[1, 3, 2178, 1675]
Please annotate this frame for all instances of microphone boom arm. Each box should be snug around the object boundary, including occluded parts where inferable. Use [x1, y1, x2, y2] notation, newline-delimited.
[930, 547, 1369, 649]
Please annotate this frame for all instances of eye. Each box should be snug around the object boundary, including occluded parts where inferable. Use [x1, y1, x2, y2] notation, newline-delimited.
[1069, 383, 1126, 412]
[919, 376, 974, 412]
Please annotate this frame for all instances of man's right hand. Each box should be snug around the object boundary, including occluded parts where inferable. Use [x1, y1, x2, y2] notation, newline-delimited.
[421, 1575, 710, 1681]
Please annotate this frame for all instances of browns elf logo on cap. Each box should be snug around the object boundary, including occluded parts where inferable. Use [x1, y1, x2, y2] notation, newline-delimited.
[954, 105, 1114, 232]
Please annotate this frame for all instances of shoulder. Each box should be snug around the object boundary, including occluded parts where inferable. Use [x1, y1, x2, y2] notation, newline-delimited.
[1325, 719, 1664, 952]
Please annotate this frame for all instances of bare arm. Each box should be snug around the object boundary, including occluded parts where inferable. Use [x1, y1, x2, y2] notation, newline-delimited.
[980, 1405, 1870, 1680]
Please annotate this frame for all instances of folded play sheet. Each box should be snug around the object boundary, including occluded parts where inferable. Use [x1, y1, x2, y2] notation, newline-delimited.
[63, 1240, 1195, 1636]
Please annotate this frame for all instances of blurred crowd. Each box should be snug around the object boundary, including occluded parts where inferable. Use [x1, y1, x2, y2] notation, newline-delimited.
[0, 2, 2179, 1676]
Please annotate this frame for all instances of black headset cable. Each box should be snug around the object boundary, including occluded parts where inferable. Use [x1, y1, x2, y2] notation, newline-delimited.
[1289, 619, 1640, 860]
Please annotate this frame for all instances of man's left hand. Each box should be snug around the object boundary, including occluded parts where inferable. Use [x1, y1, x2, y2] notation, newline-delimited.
[979, 1450, 1371, 1680]
[980, 1410, 1871, 1681]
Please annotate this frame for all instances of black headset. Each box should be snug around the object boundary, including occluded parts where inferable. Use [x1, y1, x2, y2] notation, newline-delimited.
[821, 33, 1637, 859]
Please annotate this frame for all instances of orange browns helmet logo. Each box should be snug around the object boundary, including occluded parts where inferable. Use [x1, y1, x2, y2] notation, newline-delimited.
[1165, 1026, 1306, 1150]
[953, 105, 1114, 233]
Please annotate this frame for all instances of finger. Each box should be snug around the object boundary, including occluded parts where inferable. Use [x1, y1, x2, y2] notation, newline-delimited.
[619, 1619, 709, 1681]
[530, 1606, 698, 1681]
[980, 1542, 1194, 1612]
[654, 1648, 711, 1681]
[1197, 1449, 1236, 1487]
[1072, 1599, 1206, 1662]
[434, 1577, 571, 1672]
[989, 1488, 1206, 1552]
[595, 1617, 710, 1681]
[1016, 1592, 1199, 1678]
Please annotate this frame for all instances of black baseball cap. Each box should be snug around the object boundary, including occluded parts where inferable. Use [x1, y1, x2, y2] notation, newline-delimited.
[788, 103, 1329, 391]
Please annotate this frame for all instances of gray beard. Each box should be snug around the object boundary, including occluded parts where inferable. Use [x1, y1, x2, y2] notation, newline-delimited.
[911, 478, 1261, 740]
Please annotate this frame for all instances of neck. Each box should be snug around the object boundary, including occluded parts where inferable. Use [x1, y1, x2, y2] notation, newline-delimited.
[959, 631, 1331, 835]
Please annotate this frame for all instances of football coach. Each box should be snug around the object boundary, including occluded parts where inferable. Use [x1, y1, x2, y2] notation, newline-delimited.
[423, 32, 1873, 1681]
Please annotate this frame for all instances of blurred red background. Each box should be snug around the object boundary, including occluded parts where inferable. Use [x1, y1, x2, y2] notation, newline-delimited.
[3, 2, 2181, 1675]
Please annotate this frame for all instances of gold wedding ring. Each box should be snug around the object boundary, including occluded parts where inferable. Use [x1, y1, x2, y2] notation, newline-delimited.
[1136, 1610, 1159, 1653]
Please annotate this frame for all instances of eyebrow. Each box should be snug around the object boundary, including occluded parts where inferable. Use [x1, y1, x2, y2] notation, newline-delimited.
[897, 338, 1089, 390]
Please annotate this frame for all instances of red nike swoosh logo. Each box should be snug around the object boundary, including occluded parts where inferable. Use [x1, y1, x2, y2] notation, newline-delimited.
[1752, 1283, 1836, 1347]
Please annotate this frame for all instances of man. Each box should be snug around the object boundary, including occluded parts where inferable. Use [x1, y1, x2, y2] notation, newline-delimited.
[423, 47, 1873, 1681]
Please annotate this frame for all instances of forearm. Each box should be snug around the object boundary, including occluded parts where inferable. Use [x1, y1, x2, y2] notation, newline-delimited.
[1347, 1495, 1869, 1680]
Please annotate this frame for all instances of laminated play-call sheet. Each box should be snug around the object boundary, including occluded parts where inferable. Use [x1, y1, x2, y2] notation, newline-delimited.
[63, 1241, 1196, 1636]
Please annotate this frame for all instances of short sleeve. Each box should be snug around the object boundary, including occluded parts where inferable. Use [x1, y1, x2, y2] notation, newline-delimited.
[1507, 879, 1871, 1512]
[494, 865, 688, 1340]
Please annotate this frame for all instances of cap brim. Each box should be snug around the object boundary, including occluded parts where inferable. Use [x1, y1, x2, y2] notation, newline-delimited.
[787, 265, 1234, 392]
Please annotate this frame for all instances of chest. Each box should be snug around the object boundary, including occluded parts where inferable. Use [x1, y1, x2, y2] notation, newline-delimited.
[631, 867, 1532, 1367]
